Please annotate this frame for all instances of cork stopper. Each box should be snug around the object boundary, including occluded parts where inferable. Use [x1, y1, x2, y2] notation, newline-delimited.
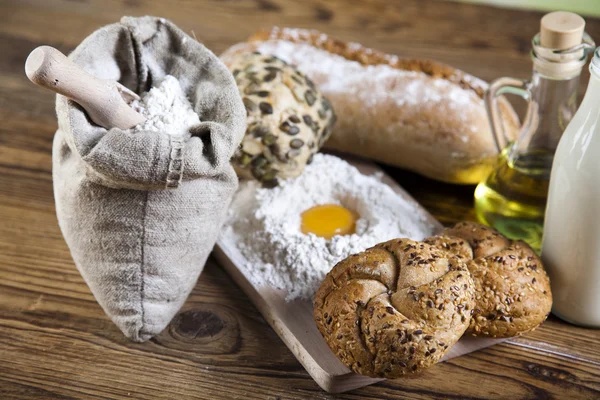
[540, 11, 585, 50]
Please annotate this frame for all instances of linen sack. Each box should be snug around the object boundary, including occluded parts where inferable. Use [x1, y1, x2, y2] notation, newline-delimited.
[53, 16, 246, 342]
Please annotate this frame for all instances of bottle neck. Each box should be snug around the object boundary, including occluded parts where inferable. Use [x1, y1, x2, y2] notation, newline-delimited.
[531, 31, 592, 80]
[581, 53, 600, 107]
[530, 68, 582, 100]
[518, 66, 582, 153]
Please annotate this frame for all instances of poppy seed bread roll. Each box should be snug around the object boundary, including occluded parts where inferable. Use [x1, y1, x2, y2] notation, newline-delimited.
[220, 27, 520, 184]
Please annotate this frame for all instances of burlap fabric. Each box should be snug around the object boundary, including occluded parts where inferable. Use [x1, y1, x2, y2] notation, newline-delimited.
[52, 16, 245, 341]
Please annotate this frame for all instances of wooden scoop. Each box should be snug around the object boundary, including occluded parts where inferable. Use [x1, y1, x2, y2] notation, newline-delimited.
[25, 45, 145, 130]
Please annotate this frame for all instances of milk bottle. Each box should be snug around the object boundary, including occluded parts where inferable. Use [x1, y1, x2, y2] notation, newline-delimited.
[542, 48, 600, 327]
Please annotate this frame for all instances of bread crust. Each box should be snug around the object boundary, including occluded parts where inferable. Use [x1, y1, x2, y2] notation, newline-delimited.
[250, 27, 488, 97]
[436, 222, 553, 337]
[221, 27, 520, 184]
[314, 238, 475, 378]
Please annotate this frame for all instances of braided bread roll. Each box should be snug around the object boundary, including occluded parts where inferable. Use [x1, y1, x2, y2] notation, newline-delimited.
[428, 222, 552, 337]
[314, 238, 475, 378]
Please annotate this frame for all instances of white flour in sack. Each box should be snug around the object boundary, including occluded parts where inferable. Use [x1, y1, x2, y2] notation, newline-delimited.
[130, 75, 200, 136]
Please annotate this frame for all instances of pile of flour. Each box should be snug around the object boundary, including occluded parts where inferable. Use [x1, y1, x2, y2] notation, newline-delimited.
[220, 154, 437, 301]
[130, 75, 200, 136]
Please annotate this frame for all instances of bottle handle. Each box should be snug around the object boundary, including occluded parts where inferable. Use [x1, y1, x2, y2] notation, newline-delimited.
[485, 77, 531, 152]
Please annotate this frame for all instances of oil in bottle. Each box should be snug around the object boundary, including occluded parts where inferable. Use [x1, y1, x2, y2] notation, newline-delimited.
[474, 145, 552, 252]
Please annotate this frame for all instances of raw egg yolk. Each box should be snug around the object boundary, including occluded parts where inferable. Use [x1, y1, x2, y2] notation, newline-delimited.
[300, 204, 357, 240]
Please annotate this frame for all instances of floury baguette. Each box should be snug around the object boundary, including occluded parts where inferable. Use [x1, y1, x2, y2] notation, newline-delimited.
[220, 27, 520, 184]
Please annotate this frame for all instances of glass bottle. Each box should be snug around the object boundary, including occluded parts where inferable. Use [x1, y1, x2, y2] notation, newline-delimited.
[541, 48, 600, 328]
[474, 12, 595, 252]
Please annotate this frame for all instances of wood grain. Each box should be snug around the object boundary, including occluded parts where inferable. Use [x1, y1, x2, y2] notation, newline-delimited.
[0, 0, 599, 399]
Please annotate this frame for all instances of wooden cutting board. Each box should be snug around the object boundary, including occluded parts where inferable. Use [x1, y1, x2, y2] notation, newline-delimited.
[214, 157, 505, 393]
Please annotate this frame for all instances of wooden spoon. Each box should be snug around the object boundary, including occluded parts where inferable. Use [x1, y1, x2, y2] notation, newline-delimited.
[25, 45, 145, 130]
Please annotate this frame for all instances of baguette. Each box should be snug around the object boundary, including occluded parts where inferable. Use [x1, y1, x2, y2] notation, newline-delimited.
[220, 27, 520, 184]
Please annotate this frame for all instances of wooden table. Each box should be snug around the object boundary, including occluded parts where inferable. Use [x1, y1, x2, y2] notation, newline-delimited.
[1, 0, 599, 398]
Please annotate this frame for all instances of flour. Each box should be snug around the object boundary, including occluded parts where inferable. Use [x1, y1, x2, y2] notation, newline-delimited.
[250, 38, 484, 114]
[220, 154, 437, 300]
[130, 75, 200, 136]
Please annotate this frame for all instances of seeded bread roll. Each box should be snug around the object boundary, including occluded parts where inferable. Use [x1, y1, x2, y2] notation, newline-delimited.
[227, 52, 335, 187]
[220, 27, 520, 184]
[426, 222, 552, 337]
[314, 238, 475, 378]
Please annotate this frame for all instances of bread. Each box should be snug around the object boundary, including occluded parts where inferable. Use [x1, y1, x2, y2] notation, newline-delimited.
[313, 238, 475, 378]
[430, 222, 552, 337]
[314, 222, 552, 378]
[220, 27, 520, 184]
[226, 52, 336, 187]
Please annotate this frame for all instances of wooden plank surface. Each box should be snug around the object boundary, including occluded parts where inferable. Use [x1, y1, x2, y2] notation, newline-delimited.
[0, 0, 599, 399]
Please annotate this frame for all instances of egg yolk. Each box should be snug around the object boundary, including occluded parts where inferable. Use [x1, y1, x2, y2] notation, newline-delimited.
[300, 204, 357, 240]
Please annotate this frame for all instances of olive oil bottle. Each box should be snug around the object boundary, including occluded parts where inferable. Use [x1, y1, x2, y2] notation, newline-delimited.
[476, 12, 595, 252]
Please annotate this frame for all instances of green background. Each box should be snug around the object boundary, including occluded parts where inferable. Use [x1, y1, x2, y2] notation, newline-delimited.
[454, 0, 600, 17]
